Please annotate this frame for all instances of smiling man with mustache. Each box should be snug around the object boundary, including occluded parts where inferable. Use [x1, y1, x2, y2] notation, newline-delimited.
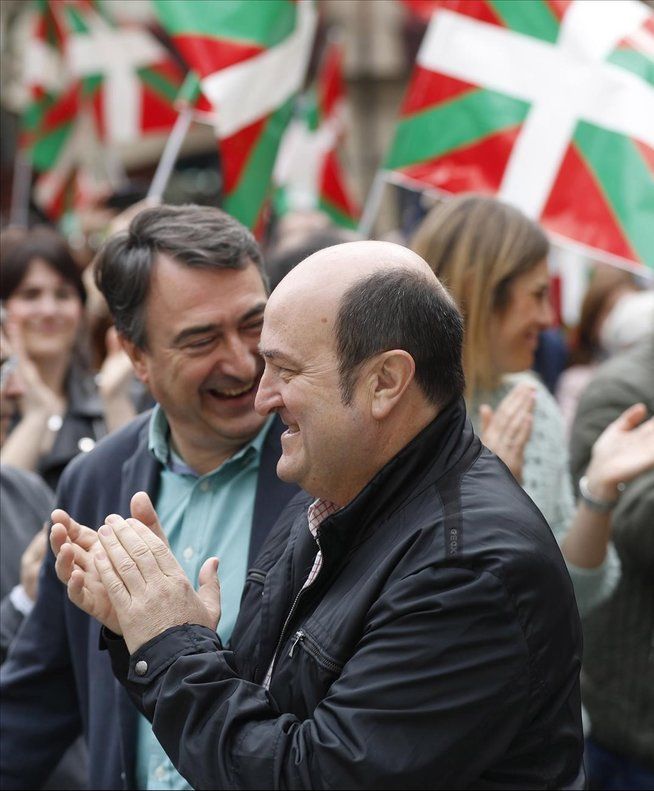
[0, 205, 300, 791]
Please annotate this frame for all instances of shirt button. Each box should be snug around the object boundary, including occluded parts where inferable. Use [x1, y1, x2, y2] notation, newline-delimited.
[78, 437, 96, 453]
[182, 546, 194, 561]
[199, 481, 210, 492]
[134, 660, 148, 676]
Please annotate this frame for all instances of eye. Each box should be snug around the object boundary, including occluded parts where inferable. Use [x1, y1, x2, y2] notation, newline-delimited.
[16, 288, 41, 300]
[186, 337, 215, 350]
[55, 286, 77, 301]
[241, 319, 264, 334]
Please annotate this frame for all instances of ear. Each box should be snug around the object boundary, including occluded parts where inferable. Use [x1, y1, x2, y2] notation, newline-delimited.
[368, 350, 415, 420]
[118, 333, 149, 385]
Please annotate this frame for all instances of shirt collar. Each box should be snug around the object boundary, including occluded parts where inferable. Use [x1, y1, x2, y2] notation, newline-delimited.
[307, 498, 341, 539]
[147, 404, 273, 476]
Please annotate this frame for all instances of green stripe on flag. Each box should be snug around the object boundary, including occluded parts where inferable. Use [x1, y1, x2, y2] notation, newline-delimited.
[153, 0, 297, 49]
[64, 5, 89, 34]
[81, 75, 102, 98]
[385, 89, 530, 170]
[223, 99, 295, 229]
[607, 49, 654, 89]
[138, 66, 179, 103]
[487, 0, 559, 44]
[32, 123, 73, 172]
[319, 197, 357, 229]
[574, 121, 654, 269]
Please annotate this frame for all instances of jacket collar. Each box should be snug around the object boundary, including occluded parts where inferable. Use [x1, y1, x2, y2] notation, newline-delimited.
[315, 396, 475, 556]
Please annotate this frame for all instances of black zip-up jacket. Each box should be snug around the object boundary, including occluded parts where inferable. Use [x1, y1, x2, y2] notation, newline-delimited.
[107, 398, 584, 789]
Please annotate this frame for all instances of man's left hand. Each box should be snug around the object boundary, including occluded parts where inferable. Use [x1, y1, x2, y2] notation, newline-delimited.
[94, 516, 221, 654]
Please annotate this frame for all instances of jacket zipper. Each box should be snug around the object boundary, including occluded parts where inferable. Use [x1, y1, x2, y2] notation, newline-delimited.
[288, 629, 342, 674]
[266, 535, 323, 684]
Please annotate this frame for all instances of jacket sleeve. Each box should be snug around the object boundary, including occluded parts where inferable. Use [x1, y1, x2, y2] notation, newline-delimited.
[0, 533, 83, 790]
[108, 565, 547, 790]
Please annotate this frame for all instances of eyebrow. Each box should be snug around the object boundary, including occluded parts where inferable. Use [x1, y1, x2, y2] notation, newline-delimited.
[259, 347, 302, 368]
[172, 303, 266, 346]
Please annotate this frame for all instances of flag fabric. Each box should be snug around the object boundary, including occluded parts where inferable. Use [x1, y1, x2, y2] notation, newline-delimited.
[152, 0, 317, 231]
[273, 39, 360, 229]
[386, 0, 654, 271]
[20, 0, 78, 174]
[60, 0, 185, 145]
[20, 0, 185, 219]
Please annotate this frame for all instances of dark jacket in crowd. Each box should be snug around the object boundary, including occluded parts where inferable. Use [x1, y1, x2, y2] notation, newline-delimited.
[37, 367, 106, 490]
[0, 411, 298, 790]
[107, 398, 584, 790]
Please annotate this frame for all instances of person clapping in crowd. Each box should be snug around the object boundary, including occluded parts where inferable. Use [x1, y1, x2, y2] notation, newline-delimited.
[412, 194, 654, 617]
[0, 227, 136, 489]
[569, 330, 654, 791]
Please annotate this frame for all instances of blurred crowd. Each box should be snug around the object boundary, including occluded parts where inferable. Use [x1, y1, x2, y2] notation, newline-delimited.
[0, 192, 652, 790]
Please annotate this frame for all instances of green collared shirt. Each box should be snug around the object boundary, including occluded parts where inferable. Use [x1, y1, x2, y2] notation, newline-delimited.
[136, 406, 274, 790]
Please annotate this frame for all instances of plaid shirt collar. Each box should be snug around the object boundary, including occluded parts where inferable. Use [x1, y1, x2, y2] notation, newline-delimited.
[307, 498, 340, 539]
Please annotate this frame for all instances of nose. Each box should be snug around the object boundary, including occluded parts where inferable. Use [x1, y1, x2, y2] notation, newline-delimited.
[539, 297, 555, 328]
[254, 363, 283, 417]
[37, 292, 58, 316]
[219, 332, 258, 382]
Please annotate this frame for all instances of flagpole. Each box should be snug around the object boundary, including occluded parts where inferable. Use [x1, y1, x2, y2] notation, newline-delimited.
[358, 170, 388, 238]
[147, 106, 194, 201]
[9, 150, 33, 228]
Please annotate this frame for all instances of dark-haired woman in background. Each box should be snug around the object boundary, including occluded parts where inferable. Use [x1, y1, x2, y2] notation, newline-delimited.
[1, 226, 136, 489]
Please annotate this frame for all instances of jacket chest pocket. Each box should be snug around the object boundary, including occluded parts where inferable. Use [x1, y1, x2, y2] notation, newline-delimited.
[271, 626, 345, 719]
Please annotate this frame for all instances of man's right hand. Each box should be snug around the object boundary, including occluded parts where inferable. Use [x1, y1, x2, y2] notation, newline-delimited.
[50, 492, 167, 635]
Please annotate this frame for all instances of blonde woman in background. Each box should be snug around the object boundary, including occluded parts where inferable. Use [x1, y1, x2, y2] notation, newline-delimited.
[412, 194, 654, 616]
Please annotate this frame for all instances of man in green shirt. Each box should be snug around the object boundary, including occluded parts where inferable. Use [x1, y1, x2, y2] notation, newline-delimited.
[0, 205, 299, 790]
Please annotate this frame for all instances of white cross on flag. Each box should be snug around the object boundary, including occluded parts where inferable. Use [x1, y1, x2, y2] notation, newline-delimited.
[388, 0, 654, 271]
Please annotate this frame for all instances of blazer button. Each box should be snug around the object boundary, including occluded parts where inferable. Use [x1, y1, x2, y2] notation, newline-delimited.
[135, 660, 148, 676]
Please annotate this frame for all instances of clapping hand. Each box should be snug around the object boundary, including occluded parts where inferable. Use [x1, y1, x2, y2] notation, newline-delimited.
[94, 516, 221, 654]
[50, 492, 168, 635]
[584, 403, 654, 501]
[479, 381, 536, 483]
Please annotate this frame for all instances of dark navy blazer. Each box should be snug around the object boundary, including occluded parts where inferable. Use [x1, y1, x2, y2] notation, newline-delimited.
[0, 412, 298, 790]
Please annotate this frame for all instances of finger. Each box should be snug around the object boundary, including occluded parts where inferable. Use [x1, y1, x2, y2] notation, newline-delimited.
[511, 412, 533, 449]
[97, 523, 147, 593]
[613, 402, 647, 431]
[105, 326, 121, 355]
[495, 382, 535, 423]
[503, 402, 535, 446]
[93, 551, 131, 614]
[125, 517, 181, 577]
[55, 543, 77, 585]
[197, 557, 221, 628]
[479, 404, 493, 435]
[105, 516, 164, 582]
[50, 523, 70, 557]
[130, 492, 168, 546]
[51, 510, 97, 549]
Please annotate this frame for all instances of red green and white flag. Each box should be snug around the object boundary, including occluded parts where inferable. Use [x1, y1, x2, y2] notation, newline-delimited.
[60, 0, 184, 144]
[274, 39, 360, 229]
[20, 0, 78, 174]
[152, 0, 317, 231]
[387, 0, 654, 271]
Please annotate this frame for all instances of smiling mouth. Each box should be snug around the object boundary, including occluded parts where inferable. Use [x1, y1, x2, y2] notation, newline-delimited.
[206, 381, 257, 400]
